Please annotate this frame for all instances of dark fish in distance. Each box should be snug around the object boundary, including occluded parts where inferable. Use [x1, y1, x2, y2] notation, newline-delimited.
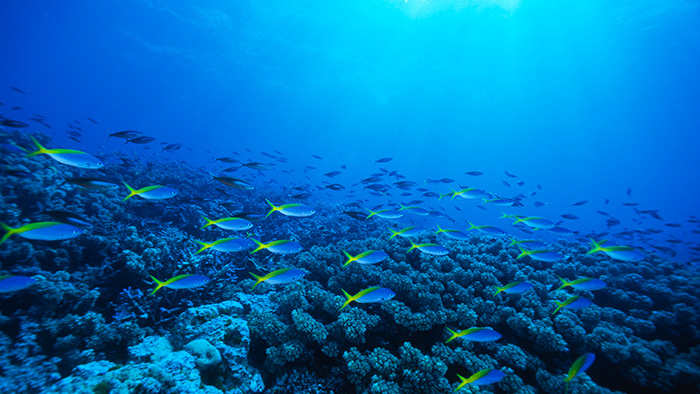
[220, 202, 243, 210]
[375, 157, 393, 163]
[343, 211, 367, 220]
[502, 181, 511, 187]
[561, 214, 579, 220]
[465, 171, 484, 176]
[108, 130, 143, 140]
[162, 143, 182, 152]
[597, 211, 610, 216]
[238, 162, 272, 170]
[627, 188, 632, 197]
[38, 203, 91, 227]
[325, 171, 342, 178]
[126, 136, 155, 144]
[235, 212, 266, 222]
[534, 202, 547, 207]
[572, 200, 588, 206]
[1, 119, 29, 128]
[665, 223, 682, 228]
[87, 117, 98, 124]
[10, 106, 23, 110]
[312, 155, 323, 159]
[323, 184, 345, 191]
[505, 171, 518, 178]
[3, 169, 33, 178]
[215, 156, 238, 163]
[210, 174, 254, 190]
[10, 86, 26, 94]
[292, 192, 312, 200]
[651, 245, 676, 257]
[69, 137, 81, 143]
[622, 202, 639, 206]
[516, 181, 525, 186]
[62, 177, 120, 190]
[606, 219, 621, 227]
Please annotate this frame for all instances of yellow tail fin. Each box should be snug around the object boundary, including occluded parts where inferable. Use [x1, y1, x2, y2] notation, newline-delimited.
[150, 276, 165, 295]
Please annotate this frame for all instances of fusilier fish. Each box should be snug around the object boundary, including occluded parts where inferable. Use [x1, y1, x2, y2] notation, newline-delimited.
[454, 369, 505, 390]
[26, 136, 103, 169]
[123, 182, 178, 201]
[1, 222, 82, 243]
[201, 216, 253, 231]
[342, 250, 389, 266]
[150, 274, 209, 295]
[0, 275, 37, 293]
[250, 268, 305, 289]
[445, 327, 502, 343]
[340, 287, 396, 309]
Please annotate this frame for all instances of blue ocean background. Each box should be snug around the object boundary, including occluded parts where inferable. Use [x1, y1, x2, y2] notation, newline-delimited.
[2, 1, 700, 393]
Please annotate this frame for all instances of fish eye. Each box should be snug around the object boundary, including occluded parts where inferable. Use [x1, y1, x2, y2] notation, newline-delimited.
[73, 230, 81, 234]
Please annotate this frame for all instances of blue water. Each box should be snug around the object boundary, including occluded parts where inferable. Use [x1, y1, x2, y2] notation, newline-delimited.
[2, 1, 700, 393]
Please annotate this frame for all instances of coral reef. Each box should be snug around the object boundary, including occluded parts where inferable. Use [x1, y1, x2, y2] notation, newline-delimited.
[1, 129, 699, 393]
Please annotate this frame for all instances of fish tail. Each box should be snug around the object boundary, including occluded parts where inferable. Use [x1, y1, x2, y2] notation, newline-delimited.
[250, 272, 264, 289]
[407, 241, 418, 252]
[586, 238, 604, 254]
[340, 289, 354, 310]
[445, 327, 458, 343]
[493, 286, 505, 296]
[516, 246, 529, 259]
[398, 203, 406, 211]
[0, 223, 16, 244]
[249, 238, 265, 254]
[456, 373, 466, 381]
[201, 216, 215, 228]
[150, 276, 165, 295]
[467, 221, 477, 230]
[364, 208, 376, 219]
[388, 229, 399, 239]
[264, 199, 277, 218]
[194, 240, 210, 254]
[552, 301, 564, 315]
[434, 223, 443, 234]
[555, 274, 568, 290]
[122, 182, 138, 201]
[341, 250, 354, 267]
[26, 136, 47, 157]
